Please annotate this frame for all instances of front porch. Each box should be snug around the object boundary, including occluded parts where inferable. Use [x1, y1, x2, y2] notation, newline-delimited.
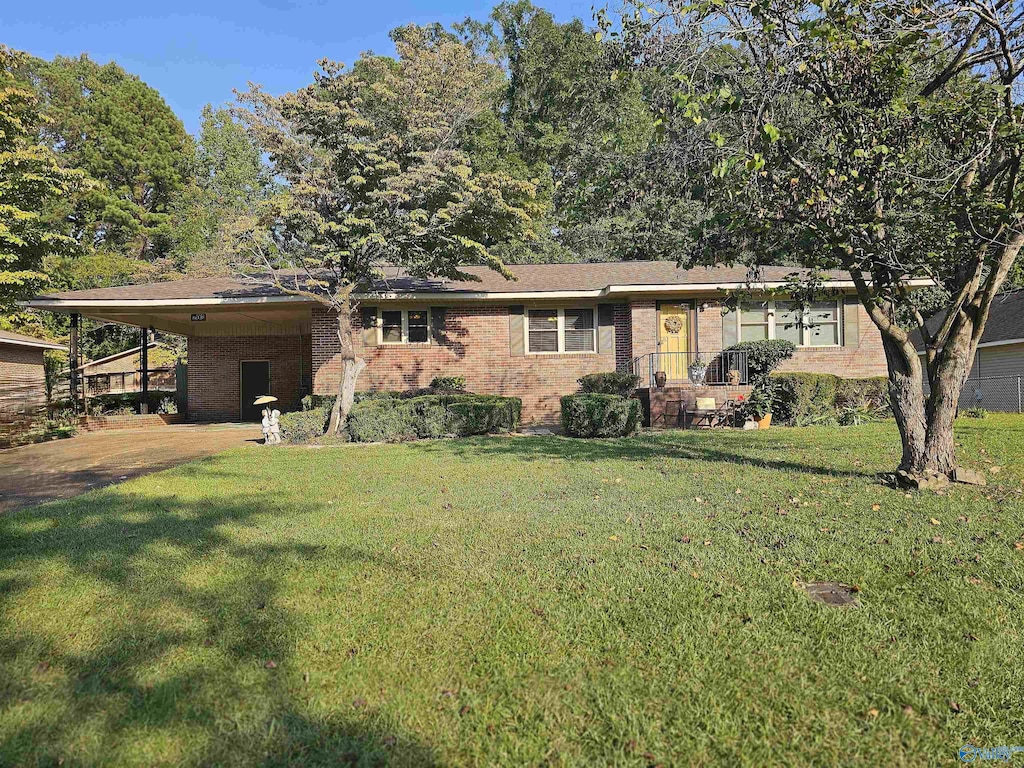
[630, 349, 751, 429]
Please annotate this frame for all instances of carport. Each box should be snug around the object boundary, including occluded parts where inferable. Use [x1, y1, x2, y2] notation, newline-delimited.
[25, 278, 314, 422]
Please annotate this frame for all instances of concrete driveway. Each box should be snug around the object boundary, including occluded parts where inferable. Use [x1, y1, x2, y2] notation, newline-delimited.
[0, 423, 259, 514]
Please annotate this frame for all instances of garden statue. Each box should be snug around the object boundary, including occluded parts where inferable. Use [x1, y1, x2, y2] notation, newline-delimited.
[253, 395, 281, 444]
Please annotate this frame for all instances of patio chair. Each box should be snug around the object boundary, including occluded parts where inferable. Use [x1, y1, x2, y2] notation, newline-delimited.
[683, 397, 736, 429]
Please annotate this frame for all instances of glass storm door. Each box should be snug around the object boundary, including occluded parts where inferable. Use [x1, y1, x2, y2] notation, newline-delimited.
[658, 303, 691, 381]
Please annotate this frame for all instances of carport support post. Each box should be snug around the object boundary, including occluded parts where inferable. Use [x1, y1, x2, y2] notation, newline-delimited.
[69, 313, 81, 414]
[139, 326, 149, 414]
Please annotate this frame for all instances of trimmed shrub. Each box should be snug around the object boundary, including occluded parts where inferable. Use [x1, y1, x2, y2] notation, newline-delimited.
[430, 376, 466, 392]
[346, 394, 522, 443]
[578, 372, 642, 397]
[726, 340, 796, 384]
[772, 373, 840, 426]
[835, 377, 890, 412]
[773, 373, 891, 426]
[560, 394, 641, 438]
[445, 395, 522, 435]
[280, 405, 331, 443]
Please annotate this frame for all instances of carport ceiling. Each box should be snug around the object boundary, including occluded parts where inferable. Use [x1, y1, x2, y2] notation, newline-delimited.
[59, 302, 313, 337]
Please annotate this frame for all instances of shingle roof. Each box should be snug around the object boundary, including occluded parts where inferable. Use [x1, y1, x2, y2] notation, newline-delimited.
[29, 262, 856, 303]
[916, 290, 1024, 349]
[0, 329, 66, 351]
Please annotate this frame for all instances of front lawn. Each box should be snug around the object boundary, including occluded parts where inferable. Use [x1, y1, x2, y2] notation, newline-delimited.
[2, 417, 1023, 766]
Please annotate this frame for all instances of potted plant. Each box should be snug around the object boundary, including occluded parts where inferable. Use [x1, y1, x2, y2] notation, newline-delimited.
[740, 382, 776, 429]
[727, 369, 741, 386]
[688, 354, 709, 386]
[654, 370, 667, 388]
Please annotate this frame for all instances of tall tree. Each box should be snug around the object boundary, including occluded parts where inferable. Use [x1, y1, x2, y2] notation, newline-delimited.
[170, 104, 271, 274]
[237, 24, 539, 433]
[618, 0, 1024, 482]
[31, 55, 191, 261]
[0, 46, 81, 310]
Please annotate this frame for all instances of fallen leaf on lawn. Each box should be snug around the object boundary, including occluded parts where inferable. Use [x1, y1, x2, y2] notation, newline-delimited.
[929, 518, 941, 526]
[608, 535, 619, 541]
[867, 708, 880, 718]
[264, 660, 277, 669]
[694, 497, 704, 503]
[949, 700, 961, 713]
[459, 704, 471, 716]
[1014, 541, 1024, 551]
[902, 705, 914, 716]
[680, 535, 691, 544]
[352, 697, 367, 709]
[303, 671, 310, 683]
[967, 576, 982, 585]
[931, 536, 943, 544]
[703, 540, 711, 546]
[735, 489, 743, 495]
[690, 571, 700, 579]
[990, 466, 1002, 474]
[871, 504, 881, 512]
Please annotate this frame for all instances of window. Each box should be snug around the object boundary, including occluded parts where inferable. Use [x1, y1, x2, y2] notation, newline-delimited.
[527, 308, 596, 354]
[564, 308, 596, 352]
[739, 302, 769, 342]
[736, 299, 843, 347]
[774, 302, 803, 345]
[378, 308, 431, 345]
[807, 301, 840, 346]
[407, 309, 429, 343]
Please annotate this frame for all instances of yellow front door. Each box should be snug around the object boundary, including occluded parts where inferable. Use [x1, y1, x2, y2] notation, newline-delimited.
[658, 303, 691, 381]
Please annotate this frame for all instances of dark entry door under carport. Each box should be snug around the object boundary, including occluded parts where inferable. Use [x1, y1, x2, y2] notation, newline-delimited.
[240, 361, 270, 422]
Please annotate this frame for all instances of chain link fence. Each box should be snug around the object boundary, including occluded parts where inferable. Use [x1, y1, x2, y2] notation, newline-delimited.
[930, 375, 1024, 414]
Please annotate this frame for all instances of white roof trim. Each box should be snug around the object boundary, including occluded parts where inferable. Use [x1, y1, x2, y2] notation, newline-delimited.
[24, 277, 936, 311]
[0, 335, 66, 351]
[76, 341, 158, 371]
[977, 337, 1024, 349]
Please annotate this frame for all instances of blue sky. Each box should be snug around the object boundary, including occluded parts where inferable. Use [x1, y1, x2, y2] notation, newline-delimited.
[6, 0, 596, 135]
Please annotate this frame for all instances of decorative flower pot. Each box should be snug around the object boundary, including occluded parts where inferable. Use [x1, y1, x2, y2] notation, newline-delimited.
[727, 369, 741, 386]
[688, 362, 708, 387]
[654, 370, 667, 388]
[757, 413, 773, 430]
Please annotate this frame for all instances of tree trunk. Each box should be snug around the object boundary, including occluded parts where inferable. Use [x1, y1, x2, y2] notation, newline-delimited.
[327, 297, 367, 436]
[880, 334, 927, 473]
[921, 325, 978, 476]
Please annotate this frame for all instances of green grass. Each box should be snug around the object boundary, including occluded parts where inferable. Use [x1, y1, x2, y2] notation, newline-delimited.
[2, 417, 1024, 766]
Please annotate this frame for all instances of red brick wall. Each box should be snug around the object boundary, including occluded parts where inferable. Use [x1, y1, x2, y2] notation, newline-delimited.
[629, 297, 887, 378]
[614, 304, 632, 372]
[311, 306, 619, 423]
[187, 335, 312, 421]
[0, 344, 46, 419]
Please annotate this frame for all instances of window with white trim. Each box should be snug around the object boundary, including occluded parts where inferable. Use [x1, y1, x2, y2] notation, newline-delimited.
[737, 299, 843, 347]
[378, 308, 430, 345]
[527, 308, 596, 353]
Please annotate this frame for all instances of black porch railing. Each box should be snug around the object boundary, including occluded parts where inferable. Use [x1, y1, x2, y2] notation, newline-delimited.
[631, 350, 749, 389]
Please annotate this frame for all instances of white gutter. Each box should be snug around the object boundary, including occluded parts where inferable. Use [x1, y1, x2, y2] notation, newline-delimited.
[977, 337, 1024, 349]
[0, 336, 67, 351]
[24, 278, 935, 311]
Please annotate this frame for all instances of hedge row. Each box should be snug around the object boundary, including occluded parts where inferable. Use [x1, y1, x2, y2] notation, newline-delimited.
[772, 373, 890, 426]
[282, 393, 522, 443]
[560, 394, 641, 438]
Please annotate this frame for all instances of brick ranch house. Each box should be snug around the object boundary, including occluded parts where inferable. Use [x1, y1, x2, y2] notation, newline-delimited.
[0, 329, 66, 438]
[26, 263, 926, 425]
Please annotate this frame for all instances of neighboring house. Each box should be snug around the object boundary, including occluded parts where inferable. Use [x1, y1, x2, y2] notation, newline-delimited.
[0, 329, 66, 426]
[79, 342, 176, 397]
[26, 263, 920, 424]
[915, 289, 1024, 412]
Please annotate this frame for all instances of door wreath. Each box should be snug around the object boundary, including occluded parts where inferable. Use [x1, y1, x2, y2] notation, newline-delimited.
[663, 315, 684, 334]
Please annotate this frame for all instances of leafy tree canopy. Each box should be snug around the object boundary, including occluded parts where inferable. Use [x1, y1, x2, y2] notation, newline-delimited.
[29, 54, 191, 261]
[0, 46, 81, 311]
[236, 23, 541, 432]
